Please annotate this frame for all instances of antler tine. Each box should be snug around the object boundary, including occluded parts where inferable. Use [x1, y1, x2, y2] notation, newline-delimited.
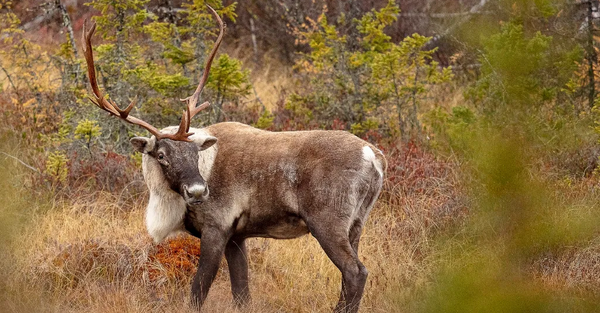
[83, 21, 136, 118]
[186, 5, 225, 108]
[83, 5, 224, 143]
[82, 19, 171, 140]
[179, 5, 225, 133]
[83, 22, 113, 115]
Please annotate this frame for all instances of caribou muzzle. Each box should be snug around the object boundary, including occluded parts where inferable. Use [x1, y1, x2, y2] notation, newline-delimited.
[182, 183, 209, 205]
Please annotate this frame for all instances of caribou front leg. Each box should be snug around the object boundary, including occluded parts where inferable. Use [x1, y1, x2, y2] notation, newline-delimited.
[225, 238, 250, 306]
[191, 228, 228, 310]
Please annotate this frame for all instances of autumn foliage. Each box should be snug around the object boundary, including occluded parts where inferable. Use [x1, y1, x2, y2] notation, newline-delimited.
[2, 0, 600, 312]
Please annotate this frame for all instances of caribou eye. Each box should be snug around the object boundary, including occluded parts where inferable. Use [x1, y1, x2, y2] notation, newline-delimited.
[157, 153, 169, 166]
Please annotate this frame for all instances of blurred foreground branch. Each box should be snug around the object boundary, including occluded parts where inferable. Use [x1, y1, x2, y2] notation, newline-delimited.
[0, 152, 39, 173]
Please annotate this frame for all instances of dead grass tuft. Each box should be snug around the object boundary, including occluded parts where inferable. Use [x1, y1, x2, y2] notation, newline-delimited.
[148, 235, 201, 282]
[533, 240, 600, 295]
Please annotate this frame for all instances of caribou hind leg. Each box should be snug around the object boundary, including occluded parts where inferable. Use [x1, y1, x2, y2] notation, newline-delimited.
[326, 171, 382, 313]
[307, 216, 368, 313]
[335, 218, 365, 311]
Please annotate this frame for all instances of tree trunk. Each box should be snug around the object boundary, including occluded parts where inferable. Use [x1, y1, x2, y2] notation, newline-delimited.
[586, 0, 597, 108]
[55, 0, 77, 58]
[249, 16, 259, 65]
[55, 0, 83, 83]
[409, 64, 422, 137]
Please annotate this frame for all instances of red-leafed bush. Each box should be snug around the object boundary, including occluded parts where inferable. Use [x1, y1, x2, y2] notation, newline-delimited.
[146, 235, 201, 282]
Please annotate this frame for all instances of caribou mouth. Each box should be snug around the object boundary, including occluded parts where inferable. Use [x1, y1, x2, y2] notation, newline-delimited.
[187, 199, 204, 206]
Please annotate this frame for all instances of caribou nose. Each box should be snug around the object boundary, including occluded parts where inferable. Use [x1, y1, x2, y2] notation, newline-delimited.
[183, 184, 208, 203]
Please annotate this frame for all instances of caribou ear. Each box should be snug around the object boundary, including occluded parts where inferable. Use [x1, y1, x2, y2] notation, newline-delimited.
[196, 136, 218, 151]
[130, 137, 155, 153]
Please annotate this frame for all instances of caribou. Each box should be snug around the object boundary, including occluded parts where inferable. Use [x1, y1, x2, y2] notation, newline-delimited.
[82, 6, 385, 313]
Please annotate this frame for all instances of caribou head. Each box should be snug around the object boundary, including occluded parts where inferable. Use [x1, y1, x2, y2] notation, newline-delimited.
[82, 6, 224, 205]
[130, 135, 216, 205]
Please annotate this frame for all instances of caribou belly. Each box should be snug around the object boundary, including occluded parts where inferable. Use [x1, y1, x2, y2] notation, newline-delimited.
[238, 212, 309, 239]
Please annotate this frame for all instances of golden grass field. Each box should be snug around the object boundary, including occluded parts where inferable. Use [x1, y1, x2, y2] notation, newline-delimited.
[0, 134, 467, 313]
[1, 40, 600, 313]
[3, 131, 599, 312]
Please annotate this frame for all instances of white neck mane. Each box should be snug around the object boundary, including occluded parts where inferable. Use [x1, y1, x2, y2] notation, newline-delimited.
[142, 127, 217, 242]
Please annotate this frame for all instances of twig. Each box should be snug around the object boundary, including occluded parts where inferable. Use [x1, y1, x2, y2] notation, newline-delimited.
[399, 11, 492, 18]
[252, 85, 266, 110]
[0, 152, 40, 173]
[0, 61, 20, 98]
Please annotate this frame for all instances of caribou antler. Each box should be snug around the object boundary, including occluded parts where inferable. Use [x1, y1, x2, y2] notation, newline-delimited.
[180, 5, 224, 132]
[82, 5, 225, 142]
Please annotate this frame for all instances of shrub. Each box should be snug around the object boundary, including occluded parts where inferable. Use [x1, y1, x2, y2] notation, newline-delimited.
[289, 0, 452, 140]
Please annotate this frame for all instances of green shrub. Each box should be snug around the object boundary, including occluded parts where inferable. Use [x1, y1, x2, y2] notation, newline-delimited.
[289, 0, 452, 140]
[45, 152, 69, 184]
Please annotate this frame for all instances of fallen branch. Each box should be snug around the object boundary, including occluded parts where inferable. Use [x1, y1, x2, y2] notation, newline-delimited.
[0, 152, 40, 173]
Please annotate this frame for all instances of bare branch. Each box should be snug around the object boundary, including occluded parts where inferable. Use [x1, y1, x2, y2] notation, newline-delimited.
[399, 11, 492, 18]
[0, 152, 39, 173]
[0, 61, 20, 98]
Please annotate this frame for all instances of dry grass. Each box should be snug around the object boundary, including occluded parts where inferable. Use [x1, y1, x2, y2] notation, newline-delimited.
[529, 177, 600, 298]
[3, 139, 600, 313]
[533, 239, 600, 294]
[0, 141, 464, 313]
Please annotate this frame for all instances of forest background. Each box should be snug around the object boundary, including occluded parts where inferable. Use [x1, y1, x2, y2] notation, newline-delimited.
[2, 0, 600, 312]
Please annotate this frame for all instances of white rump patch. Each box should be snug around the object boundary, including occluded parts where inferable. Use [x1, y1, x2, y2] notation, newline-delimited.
[362, 145, 376, 161]
[362, 146, 383, 177]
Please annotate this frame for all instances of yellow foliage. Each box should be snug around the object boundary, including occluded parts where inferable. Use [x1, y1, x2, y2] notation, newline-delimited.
[45, 151, 69, 183]
[21, 98, 36, 108]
